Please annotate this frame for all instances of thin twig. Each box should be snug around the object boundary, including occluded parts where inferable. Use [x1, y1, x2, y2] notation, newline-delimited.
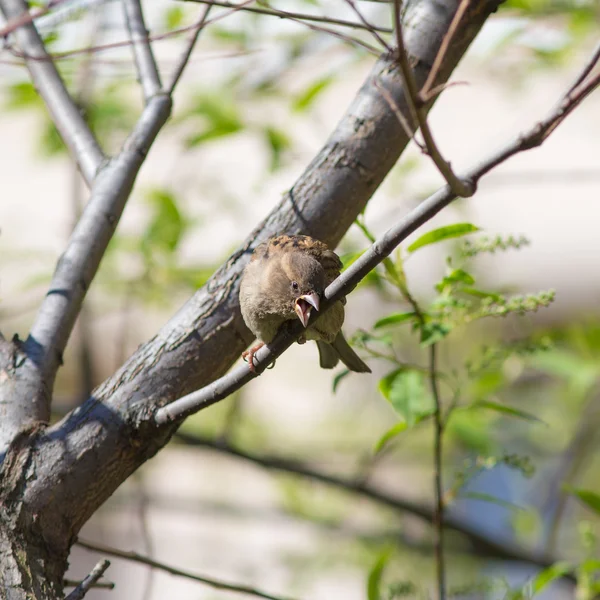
[167, 0, 215, 93]
[154, 42, 600, 427]
[0, 0, 70, 37]
[420, 0, 470, 101]
[373, 80, 420, 147]
[64, 559, 111, 600]
[122, 0, 162, 101]
[342, 0, 392, 51]
[76, 538, 298, 600]
[392, 0, 474, 198]
[0, 0, 104, 185]
[173, 432, 568, 572]
[64, 579, 114, 590]
[182, 0, 393, 34]
[429, 344, 446, 600]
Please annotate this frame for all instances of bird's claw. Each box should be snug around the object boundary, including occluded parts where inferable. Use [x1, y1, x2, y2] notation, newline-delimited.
[242, 343, 264, 373]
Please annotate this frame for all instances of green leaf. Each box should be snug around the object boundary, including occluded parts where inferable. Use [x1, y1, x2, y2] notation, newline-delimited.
[462, 287, 504, 302]
[332, 369, 350, 393]
[185, 95, 243, 147]
[340, 250, 365, 269]
[5, 82, 40, 109]
[292, 75, 334, 112]
[379, 369, 433, 426]
[472, 400, 544, 424]
[459, 491, 525, 512]
[367, 549, 391, 600]
[374, 422, 408, 454]
[264, 126, 290, 171]
[408, 223, 480, 253]
[437, 268, 475, 290]
[142, 189, 186, 256]
[374, 312, 416, 329]
[420, 322, 452, 346]
[164, 5, 184, 30]
[564, 487, 600, 516]
[531, 562, 573, 594]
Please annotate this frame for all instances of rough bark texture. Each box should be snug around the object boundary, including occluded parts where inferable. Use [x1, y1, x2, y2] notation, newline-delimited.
[0, 1, 502, 596]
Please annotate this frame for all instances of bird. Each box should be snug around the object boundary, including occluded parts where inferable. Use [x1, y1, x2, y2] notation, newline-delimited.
[239, 234, 371, 373]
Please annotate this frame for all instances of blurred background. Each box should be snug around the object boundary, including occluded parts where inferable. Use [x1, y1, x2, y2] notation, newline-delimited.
[0, 0, 599, 598]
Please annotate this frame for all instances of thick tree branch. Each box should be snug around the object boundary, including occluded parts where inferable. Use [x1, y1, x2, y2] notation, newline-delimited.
[0, 0, 104, 185]
[14, 0, 501, 556]
[76, 538, 297, 600]
[122, 0, 162, 102]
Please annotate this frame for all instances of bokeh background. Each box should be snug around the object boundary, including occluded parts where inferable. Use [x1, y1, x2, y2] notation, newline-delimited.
[0, 1, 599, 598]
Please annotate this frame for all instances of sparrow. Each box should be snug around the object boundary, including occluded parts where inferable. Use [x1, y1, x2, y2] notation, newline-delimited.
[239, 234, 371, 373]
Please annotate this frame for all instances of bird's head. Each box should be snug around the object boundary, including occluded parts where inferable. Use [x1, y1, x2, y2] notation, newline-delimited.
[273, 252, 325, 327]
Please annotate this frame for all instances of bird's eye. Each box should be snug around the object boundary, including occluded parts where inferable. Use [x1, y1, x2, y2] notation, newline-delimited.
[291, 281, 299, 291]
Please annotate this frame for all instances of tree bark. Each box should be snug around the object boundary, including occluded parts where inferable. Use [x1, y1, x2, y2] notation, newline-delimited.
[0, 1, 503, 595]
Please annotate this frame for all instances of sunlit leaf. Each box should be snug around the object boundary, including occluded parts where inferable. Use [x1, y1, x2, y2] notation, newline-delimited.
[462, 287, 504, 302]
[436, 268, 475, 291]
[379, 368, 433, 426]
[165, 5, 185, 30]
[367, 549, 391, 600]
[374, 312, 416, 329]
[531, 562, 573, 594]
[564, 486, 600, 516]
[420, 321, 452, 346]
[332, 369, 350, 393]
[142, 189, 187, 257]
[292, 75, 335, 112]
[408, 223, 480, 253]
[472, 400, 544, 424]
[264, 126, 290, 171]
[374, 422, 408, 454]
[460, 491, 525, 512]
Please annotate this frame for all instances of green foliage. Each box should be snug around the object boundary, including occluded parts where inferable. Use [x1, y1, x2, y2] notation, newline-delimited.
[407, 223, 480, 253]
[565, 487, 600, 516]
[378, 368, 433, 427]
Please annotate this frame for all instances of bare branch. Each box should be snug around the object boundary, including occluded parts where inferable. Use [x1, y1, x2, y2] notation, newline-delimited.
[0, 0, 104, 185]
[24, 0, 503, 546]
[122, 0, 162, 101]
[182, 0, 393, 34]
[392, 0, 474, 198]
[167, 0, 214, 94]
[174, 433, 568, 573]
[76, 538, 298, 600]
[155, 43, 600, 425]
[421, 0, 470, 101]
[342, 0, 392, 51]
[64, 559, 111, 600]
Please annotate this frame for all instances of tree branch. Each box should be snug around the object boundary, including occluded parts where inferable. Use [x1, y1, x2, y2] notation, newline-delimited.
[182, 0, 394, 34]
[0, 0, 104, 185]
[19, 0, 503, 553]
[167, 0, 215, 94]
[392, 0, 474, 198]
[122, 0, 162, 102]
[155, 48, 600, 424]
[172, 433, 566, 572]
[64, 559, 111, 600]
[76, 538, 297, 600]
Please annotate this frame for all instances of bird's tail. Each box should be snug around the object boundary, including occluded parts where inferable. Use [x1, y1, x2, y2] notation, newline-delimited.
[317, 333, 371, 373]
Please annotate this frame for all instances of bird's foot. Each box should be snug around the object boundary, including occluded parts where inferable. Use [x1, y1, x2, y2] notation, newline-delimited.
[242, 342, 264, 373]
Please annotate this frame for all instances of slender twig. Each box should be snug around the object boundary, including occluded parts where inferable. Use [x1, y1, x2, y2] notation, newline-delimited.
[26, 94, 172, 412]
[342, 0, 392, 51]
[76, 538, 298, 600]
[562, 41, 600, 99]
[0, 0, 71, 37]
[154, 42, 600, 426]
[173, 432, 569, 572]
[420, 0, 470, 101]
[64, 579, 114, 590]
[429, 344, 446, 600]
[122, 0, 162, 102]
[373, 80, 420, 147]
[167, 0, 215, 93]
[64, 559, 111, 600]
[392, 0, 474, 198]
[182, 0, 393, 34]
[0, 0, 104, 185]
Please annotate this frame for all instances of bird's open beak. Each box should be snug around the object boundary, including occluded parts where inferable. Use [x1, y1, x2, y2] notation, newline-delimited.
[294, 293, 320, 328]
